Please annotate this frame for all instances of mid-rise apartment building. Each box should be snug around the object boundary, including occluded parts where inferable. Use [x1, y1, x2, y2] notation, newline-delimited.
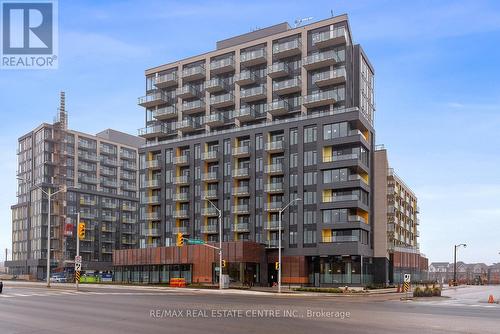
[7, 93, 144, 279]
[113, 14, 380, 286]
[374, 147, 427, 283]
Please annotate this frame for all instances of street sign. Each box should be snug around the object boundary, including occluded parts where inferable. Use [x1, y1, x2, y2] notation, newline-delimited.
[75, 256, 82, 264]
[404, 274, 411, 283]
[187, 239, 205, 245]
[75, 263, 82, 271]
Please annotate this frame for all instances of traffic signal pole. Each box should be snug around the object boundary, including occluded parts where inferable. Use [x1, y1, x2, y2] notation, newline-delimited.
[76, 212, 80, 292]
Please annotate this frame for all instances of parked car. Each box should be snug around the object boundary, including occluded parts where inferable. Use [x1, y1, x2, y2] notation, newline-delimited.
[50, 275, 67, 283]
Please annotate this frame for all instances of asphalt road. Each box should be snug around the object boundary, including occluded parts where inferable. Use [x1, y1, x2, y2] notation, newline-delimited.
[0, 283, 498, 334]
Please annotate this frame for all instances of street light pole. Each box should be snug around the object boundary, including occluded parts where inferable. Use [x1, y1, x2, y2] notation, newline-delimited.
[76, 211, 80, 292]
[278, 198, 301, 294]
[17, 177, 64, 288]
[453, 243, 466, 286]
[205, 198, 223, 290]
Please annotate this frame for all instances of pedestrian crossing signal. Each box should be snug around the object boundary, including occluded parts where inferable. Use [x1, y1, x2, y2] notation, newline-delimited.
[176, 233, 184, 247]
[78, 223, 85, 240]
[275, 262, 279, 270]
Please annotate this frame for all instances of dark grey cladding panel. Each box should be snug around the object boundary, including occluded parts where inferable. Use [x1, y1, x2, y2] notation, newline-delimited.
[216, 22, 290, 50]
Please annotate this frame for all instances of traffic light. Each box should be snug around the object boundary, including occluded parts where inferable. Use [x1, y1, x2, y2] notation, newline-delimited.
[176, 233, 184, 247]
[275, 262, 279, 270]
[78, 222, 85, 240]
[222, 260, 226, 268]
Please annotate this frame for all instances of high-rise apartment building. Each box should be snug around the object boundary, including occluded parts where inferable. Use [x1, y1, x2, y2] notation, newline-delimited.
[374, 147, 427, 283]
[7, 93, 144, 279]
[113, 14, 380, 286]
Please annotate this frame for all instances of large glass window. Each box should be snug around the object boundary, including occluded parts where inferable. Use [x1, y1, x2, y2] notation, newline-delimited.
[303, 126, 317, 143]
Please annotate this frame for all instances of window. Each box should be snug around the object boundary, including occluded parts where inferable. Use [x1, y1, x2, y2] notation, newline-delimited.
[304, 126, 317, 143]
[304, 150, 317, 166]
[303, 191, 317, 205]
[289, 231, 297, 245]
[224, 139, 231, 155]
[289, 211, 297, 225]
[304, 172, 317, 186]
[303, 229, 316, 245]
[256, 158, 263, 172]
[322, 208, 349, 224]
[289, 174, 298, 187]
[290, 153, 298, 168]
[323, 122, 349, 140]
[255, 134, 263, 150]
[323, 168, 348, 183]
[290, 128, 298, 145]
[304, 210, 317, 225]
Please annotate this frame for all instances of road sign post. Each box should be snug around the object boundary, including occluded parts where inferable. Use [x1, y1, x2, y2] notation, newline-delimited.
[75, 212, 81, 291]
[403, 273, 411, 299]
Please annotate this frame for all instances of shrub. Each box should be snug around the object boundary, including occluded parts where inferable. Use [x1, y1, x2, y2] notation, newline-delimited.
[413, 286, 423, 297]
[432, 287, 441, 296]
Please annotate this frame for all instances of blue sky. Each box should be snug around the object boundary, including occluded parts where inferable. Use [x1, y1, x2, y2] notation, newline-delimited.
[1, 0, 499, 264]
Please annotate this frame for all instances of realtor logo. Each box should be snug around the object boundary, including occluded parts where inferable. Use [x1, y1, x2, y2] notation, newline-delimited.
[1, 0, 58, 69]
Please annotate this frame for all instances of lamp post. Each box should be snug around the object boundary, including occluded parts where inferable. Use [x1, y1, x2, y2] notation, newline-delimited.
[278, 197, 301, 294]
[18, 177, 65, 288]
[453, 243, 467, 286]
[205, 198, 223, 290]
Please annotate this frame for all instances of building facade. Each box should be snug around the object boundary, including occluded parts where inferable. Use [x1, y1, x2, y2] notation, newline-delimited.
[7, 93, 144, 279]
[114, 14, 380, 286]
[373, 147, 427, 283]
[428, 262, 494, 284]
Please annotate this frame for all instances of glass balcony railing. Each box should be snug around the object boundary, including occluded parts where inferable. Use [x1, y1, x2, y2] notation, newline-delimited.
[201, 207, 218, 216]
[233, 186, 250, 196]
[173, 210, 189, 219]
[234, 70, 257, 85]
[264, 163, 284, 174]
[173, 192, 189, 201]
[312, 67, 346, 86]
[201, 171, 218, 181]
[232, 205, 250, 214]
[264, 140, 284, 152]
[240, 49, 266, 65]
[181, 65, 205, 80]
[232, 167, 250, 178]
[240, 86, 266, 101]
[303, 88, 345, 107]
[312, 27, 346, 47]
[231, 223, 249, 232]
[201, 225, 218, 234]
[153, 72, 177, 87]
[209, 57, 235, 73]
[173, 154, 189, 165]
[201, 150, 218, 161]
[201, 189, 218, 199]
[272, 39, 301, 57]
[323, 153, 359, 163]
[173, 175, 189, 184]
[264, 183, 284, 193]
[303, 50, 345, 69]
[232, 146, 250, 156]
[322, 235, 359, 243]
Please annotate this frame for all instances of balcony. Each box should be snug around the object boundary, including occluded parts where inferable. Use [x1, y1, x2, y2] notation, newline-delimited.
[264, 163, 284, 175]
[173, 175, 189, 185]
[312, 27, 347, 48]
[234, 71, 257, 86]
[264, 182, 284, 193]
[272, 39, 301, 59]
[144, 179, 161, 188]
[264, 220, 281, 230]
[323, 194, 360, 203]
[77, 163, 95, 172]
[240, 49, 266, 67]
[201, 171, 218, 182]
[201, 225, 218, 234]
[80, 212, 96, 220]
[173, 192, 189, 202]
[303, 50, 343, 70]
[232, 167, 250, 179]
[201, 189, 218, 199]
[173, 226, 189, 234]
[145, 212, 160, 220]
[265, 202, 282, 212]
[233, 107, 256, 122]
[173, 154, 189, 165]
[233, 186, 250, 197]
[312, 67, 346, 87]
[181, 99, 206, 114]
[201, 150, 218, 162]
[138, 92, 170, 108]
[232, 145, 250, 157]
[323, 215, 366, 225]
[153, 72, 178, 88]
[303, 89, 344, 108]
[210, 93, 234, 108]
[100, 157, 119, 167]
[138, 124, 175, 138]
[176, 118, 197, 132]
[232, 205, 250, 214]
[267, 62, 289, 79]
[201, 207, 218, 217]
[78, 151, 98, 162]
[205, 77, 227, 93]
[101, 247, 113, 254]
[143, 228, 161, 237]
[173, 210, 189, 219]
[152, 106, 177, 120]
[264, 140, 284, 153]
[267, 100, 289, 116]
[80, 176, 98, 184]
[122, 183, 137, 192]
[80, 198, 95, 206]
[231, 223, 249, 232]
[209, 57, 235, 74]
[100, 146, 116, 156]
[121, 236, 136, 245]
[102, 215, 117, 222]
[176, 85, 200, 99]
[122, 204, 136, 211]
[122, 161, 137, 171]
[145, 159, 160, 169]
[323, 153, 359, 163]
[143, 196, 160, 205]
[181, 65, 205, 82]
[321, 235, 359, 243]
[273, 77, 301, 95]
[240, 86, 266, 102]
[266, 240, 281, 248]
[101, 179, 118, 188]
